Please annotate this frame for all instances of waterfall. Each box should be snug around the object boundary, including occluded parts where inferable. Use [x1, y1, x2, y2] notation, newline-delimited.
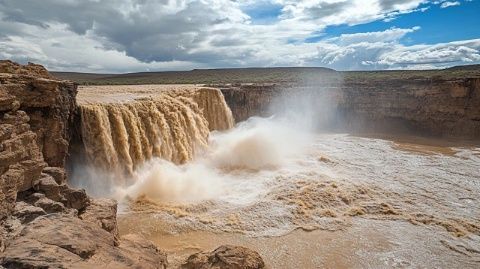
[76, 87, 234, 177]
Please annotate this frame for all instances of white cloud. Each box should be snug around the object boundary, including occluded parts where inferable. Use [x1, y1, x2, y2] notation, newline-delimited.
[0, 0, 477, 72]
[440, 1, 461, 8]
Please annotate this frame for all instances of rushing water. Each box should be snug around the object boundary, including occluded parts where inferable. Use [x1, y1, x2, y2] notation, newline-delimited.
[118, 126, 480, 268]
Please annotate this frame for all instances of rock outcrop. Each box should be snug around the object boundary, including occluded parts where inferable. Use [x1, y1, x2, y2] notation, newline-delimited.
[0, 60, 77, 168]
[182, 245, 265, 269]
[0, 61, 168, 268]
[220, 84, 281, 123]
[2, 206, 167, 268]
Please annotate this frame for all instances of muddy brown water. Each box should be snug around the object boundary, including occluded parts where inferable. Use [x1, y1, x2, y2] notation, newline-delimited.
[118, 134, 480, 268]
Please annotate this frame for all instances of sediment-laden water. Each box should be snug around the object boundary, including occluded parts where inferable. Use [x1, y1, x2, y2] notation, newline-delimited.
[118, 128, 480, 268]
[75, 85, 233, 179]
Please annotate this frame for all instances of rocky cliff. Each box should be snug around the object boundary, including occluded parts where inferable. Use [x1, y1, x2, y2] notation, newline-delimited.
[0, 61, 168, 268]
[338, 78, 480, 138]
[220, 77, 480, 139]
[0, 60, 75, 221]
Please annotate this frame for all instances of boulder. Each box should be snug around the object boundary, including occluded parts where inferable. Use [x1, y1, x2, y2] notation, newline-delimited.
[60, 186, 89, 210]
[42, 167, 66, 185]
[34, 174, 62, 201]
[182, 245, 265, 269]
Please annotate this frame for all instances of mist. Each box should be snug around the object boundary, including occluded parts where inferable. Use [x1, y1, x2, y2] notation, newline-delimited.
[118, 115, 311, 204]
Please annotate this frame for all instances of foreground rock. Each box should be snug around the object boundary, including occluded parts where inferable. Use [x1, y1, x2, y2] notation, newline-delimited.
[0, 61, 168, 268]
[182, 245, 265, 269]
[2, 214, 167, 268]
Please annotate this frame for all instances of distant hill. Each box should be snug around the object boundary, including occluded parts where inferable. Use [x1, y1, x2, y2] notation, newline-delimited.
[51, 66, 480, 85]
[446, 64, 480, 71]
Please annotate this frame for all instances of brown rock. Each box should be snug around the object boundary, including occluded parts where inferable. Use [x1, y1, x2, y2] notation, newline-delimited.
[220, 77, 480, 139]
[12, 202, 45, 224]
[182, 245, 265, 269]
[0, 110, 46, 219]
[0, 60, 77, 167]
[33, 174, 62, 202]
[42, 166, 66, 185]
[119, 234, 169, 269]
[80, 198, 119, 244]
[60, 186, 89, 210]
[34, 197, 66, 214]
[0, 214, 168, 269]
[32, 173, 90, 211]
[0, 60, 53, 79]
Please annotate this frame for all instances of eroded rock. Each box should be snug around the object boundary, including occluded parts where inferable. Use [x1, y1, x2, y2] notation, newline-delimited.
[34, 197, 67, 214]
[80, 198, 119, 244]
[12, 202, 45, 224]
[61, 187, 89, 211]
[0, 214, 168, 269]
[182, 245, 265, 269]
[0, 111, 45, 219]
[42, 166, 66, 185]
[0, 60, 77, 168]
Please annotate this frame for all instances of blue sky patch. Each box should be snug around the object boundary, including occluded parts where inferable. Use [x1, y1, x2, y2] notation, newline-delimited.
[243, 2, 283, 25]
[304, 0, 480, 45]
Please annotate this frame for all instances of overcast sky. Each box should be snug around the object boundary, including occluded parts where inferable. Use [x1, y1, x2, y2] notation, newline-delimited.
[0, 0, 479, 73]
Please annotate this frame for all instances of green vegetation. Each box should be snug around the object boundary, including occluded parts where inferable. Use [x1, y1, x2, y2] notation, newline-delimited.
[52, 65, 480, 85]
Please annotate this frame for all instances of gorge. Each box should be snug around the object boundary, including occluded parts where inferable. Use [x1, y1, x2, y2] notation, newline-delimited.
[1, 60, 480, 268]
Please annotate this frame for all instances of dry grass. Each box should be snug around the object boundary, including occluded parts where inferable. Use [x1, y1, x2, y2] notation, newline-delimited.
[52, 65, 480, 85]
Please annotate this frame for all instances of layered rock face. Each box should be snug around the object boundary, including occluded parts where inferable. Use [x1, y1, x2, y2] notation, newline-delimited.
[221, 85, 281, 123]
[0, 60, 75, 220]
[0, 60, 77, 167]
[221, 78, 480, 139]
[338, 78, 480, 138]
[0, 61, 167, 268]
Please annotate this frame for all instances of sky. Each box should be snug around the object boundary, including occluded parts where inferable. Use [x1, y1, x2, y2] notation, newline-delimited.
[0, 0, 479, 73]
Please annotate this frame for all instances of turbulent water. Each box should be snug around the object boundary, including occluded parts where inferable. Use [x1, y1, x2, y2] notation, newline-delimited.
[118, 123, 480, 267]
[119, 121, 480, 236]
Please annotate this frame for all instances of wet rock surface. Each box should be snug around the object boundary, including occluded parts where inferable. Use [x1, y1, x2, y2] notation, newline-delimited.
[182, 245, 265, 269]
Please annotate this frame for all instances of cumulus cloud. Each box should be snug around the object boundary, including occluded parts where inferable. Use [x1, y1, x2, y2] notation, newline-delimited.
[0, 0, 477, 72]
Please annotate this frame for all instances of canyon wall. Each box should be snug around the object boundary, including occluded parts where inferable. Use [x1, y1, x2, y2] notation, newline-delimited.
[338, 78, 480, 138]
[0, 60, 76, 220]
[221, 77, 480, 139]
